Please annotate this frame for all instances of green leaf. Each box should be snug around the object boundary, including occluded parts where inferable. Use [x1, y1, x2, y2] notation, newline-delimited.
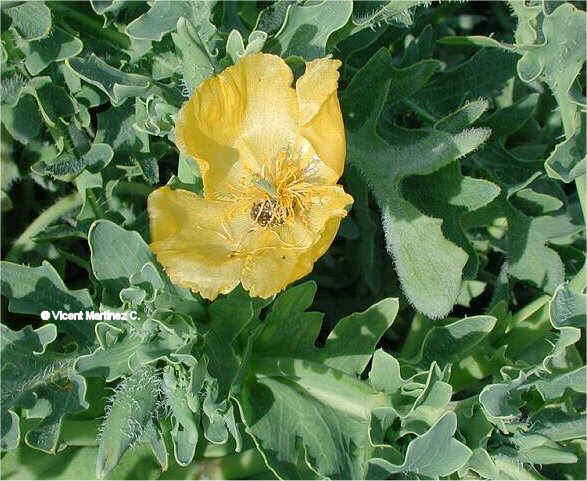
[96, 366, 165, 479]
[483, 93, 540, 141]
[177, 153, 202, 186]
[529, 408, 587, 442]
[95, 101, 149, 156]
[88, 219, 205, 317]
[399, 363, 453, 436]
[0, 323, 56, 451]
[204, 286, 253, 402]
[403, 162, 500, 280]
[22, 26, 83, 76]
[24, 371, 89, 454]
[272, 0, 352, 59]
[239, 358, 380, 479]
[32, 143, 114, 181]
[1, 324, 89, 453]
[434, 98, 490, 133]
[344, 48, 491, 318]
[366, 412, 472, 479]
[76, 319, 186, 381]
[254, 0, 294, 35]
[171, 17, 215, 96]
[0, 443, 163, 480]
[516, 3, 586, 135]
[511, 429, 579, 465]
[29, 78, 77, 127]
[89, 220, 154, 298]
[415, 315, 497, 368]
[438, 35, 514, 50]
[161, 366, 200, 466]
[479, 370, 528, 420]
[126, 1, 195, 41]
[4, 1, 51, 41]
[0, 260, 95, 348]
[226, 29, 268, 64]
[0, 70, 28, 107]
[90, 0, 115, 15]
[385, 59, 442, 102]
[466, 179, 566, 295]
[237, 282, 398, 479]
[134, 95, 178, 138]
[351, 0, 428, 34]
[345, 166, 381, 292]
[207, 286, 254, 345]
[254, 282, 398, 376]
[550, 282, 587, 329]
[459, 448, 499, 480]
[545, 112, 586, 183]
[1, 94, 42, 143]
[535, 366, 587, 400]
[410, 49, 518, 119]
[66, 55, 151, 107]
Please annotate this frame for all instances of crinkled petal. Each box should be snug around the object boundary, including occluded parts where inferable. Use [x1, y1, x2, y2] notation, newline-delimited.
[242, 216, 343, 298]
[272, 185, 353, 250]
[148, 187, 252, 300]
[175, 53, 299, 197]
[297, 57, 346, 177]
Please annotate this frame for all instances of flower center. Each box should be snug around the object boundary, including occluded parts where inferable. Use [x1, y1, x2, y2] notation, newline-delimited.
[250, 199, 287, 227]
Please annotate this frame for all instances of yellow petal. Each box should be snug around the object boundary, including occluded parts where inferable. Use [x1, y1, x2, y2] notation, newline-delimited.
[297, 57, 346, 177]
[148, 186, 250, 300]
[271, 185, 353, 250]
[174, 53, 299, 197]
[241, 216, 343, 298]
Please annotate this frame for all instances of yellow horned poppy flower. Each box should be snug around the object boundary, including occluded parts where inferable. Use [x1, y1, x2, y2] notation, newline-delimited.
[148, 53, 353, 300]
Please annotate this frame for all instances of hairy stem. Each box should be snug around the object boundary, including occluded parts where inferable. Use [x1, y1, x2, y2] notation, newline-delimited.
[6, 192, 82, 262]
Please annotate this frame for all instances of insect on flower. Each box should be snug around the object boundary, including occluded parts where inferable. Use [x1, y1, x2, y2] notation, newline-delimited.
[148, 53, 353, 300]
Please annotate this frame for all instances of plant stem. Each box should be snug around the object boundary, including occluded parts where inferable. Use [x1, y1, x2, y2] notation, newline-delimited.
[114, 181, 154, 197]
[189, 448, 268, 480]
[556, 91, 586, 233]
[85, 189, 105, 218]
[511, 294, 550, 323]
[60, 420, 100, 446]
[47, 1, 130, 50]
[574, 174, 586, 227]
[6, 192, 82, 262]
[569, 261, 586, 292]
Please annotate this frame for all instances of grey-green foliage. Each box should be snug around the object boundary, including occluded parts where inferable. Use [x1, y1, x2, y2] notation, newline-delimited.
[440, 3, 587, 185]
[367, 412, 471, 479]
[550, 282, 586, 329]
[171, 17, 215, 96]
[514, 3, 585, 135]
[97, 365, 165, 479]
[66, 55, 151, 107]
[414, 315, 497, 368]
[271, 0, 352, 59]
[1, 1, 586, 479]
[352, 0, 431, 32]
[22, 26, 83, 76]
[161, 366, 200, 466]
[3, 2, 52, 41]
[235, 283, 397, 478]
[1, 323, 89, 453]
[343, 47, 494, 319]
[0, 261, 95, 348]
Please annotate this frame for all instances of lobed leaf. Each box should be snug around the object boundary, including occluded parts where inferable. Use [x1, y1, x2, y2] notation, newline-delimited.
[0, 261, 95, 348]
[344, 48, 492, 318]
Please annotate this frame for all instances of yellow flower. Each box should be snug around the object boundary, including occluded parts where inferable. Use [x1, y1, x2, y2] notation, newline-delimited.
[148, 53, 353, 300]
